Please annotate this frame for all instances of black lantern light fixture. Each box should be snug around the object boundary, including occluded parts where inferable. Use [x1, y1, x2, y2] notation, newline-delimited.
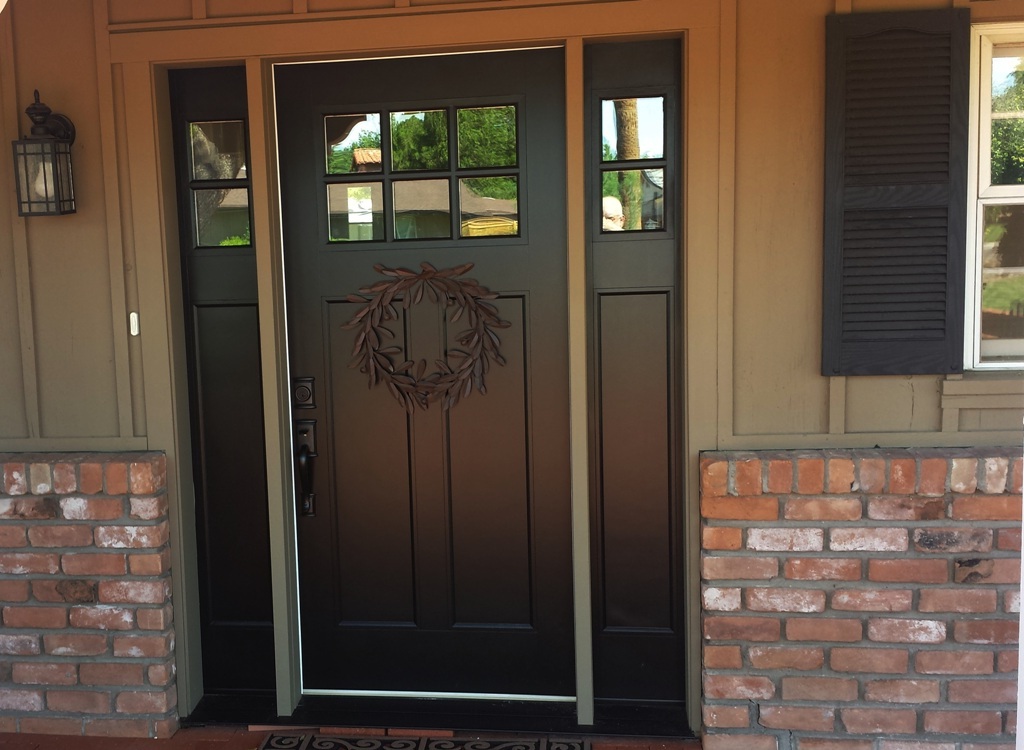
[11, 90, 76, 216]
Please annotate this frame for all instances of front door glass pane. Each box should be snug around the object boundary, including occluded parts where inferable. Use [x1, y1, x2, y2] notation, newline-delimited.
[326, 113, 382, 174]
[601, 97, 664, 161]
[458, 106, 517, 168]
[980, 203, 1024, 360]
[328, 182, 384, 242]
[602, 168, 664, 231]
[194, 188, 250, 246]
[394, 179, 450, 239]
[391, 110, 449, 171]
[191, 121, 247, 180]
[460, 177, 518, 237]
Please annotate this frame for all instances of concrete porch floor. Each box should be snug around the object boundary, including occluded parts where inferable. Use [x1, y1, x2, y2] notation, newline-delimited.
[0, 726, 704, 750]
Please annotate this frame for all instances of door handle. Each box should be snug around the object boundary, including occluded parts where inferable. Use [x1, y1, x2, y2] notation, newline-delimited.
[296, 443, 316, 517]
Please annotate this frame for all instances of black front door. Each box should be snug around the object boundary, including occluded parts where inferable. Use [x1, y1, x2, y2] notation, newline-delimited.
[275, 49, 574, 696]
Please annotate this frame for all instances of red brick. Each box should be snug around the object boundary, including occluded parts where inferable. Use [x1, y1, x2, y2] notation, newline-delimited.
[0, 497, 58, 519]
[704, 586, 741, 611]
[116, 686, 176, 713]
[0, 579, 30, 601]
[78, 664, 145, 687]
[105, 463, 129, 495]
[47, 689, 111, 714]
[129, 548, 171, 576]
[919, 588, 997, 613]
[864, 679, 940, 703]
[831, 528, 907, 552]
[703, 674, 774, 700]
[95, 522, 169, 549]
[868, 559, 947, 583]
[914, 528, 992, 554]
[827, 458, 855, 494]
[800, 741, 873, 750]
[997, 650, 1018, 672]
[44, 634, 108, 656]
[916, 650, 993, 674]
[952, 496, 1020, 521]
[0, 526, 27, 547]
[79, 463, 103, 494]
[787, 618, 862, 642]
[113, 633, 173, 658]
[748, 646, 823, 670]
[831, 647, 909, 673]
[3, 463, 28, 495]
[702, 736, 777, 750]
[867, 496, 945, 521]
[785, 558, 861, 581]
[832, 589, 912, 612]
[62, 552, 127, 576]
[923, 710, 1002, 735]
[702, 556, 778, 580]
[12, 662, 78, 685]
[20, 717, 84, 734]
[27, 525, 94, 548]
[956, 558, 1019, 584]
[954, 620, 1018, 645]
[129, 495, 168, 520]
[767, 460, 793, 493]
[842, 708, 916, 734]
[3, 606, 67, 629]
[0, 687, 44, 710]
[701, 496, 778, 521]
[859, 458, 886, 493]
[148, 663, 175, 687]
[888, 459, 916, 494]
[60, 497, 124, 521]
[796, 458, 824, 494]
[703, 705, 749, 728]
[98, 580, 169, 605]
[0, 552, 60, 574]
[0, 634, 40, 655]
[747, 587, 825, 613]
[868, 618, 946, 644]
[1013, 457, 1024, 493]
[747, 528, 822, 551]
[759, 706, 834, 731]
[52, 462, 77, 493]
[919, 458, 948, 496]
[702, 527, 742, 550]
[782, 676, 858, 701]
[998, 528, 1021, 551]
[84, 718, 151, 737]
[734, 460, 762, 495]
[137, 605, 172, 631]
[32, 579, 97, 604]
[950, 458, 979, 493]
[154, 717, 179, 738]
[704, 616, 781, 642]
[69, 606, 135, 630]
[948, 679, 1016, 703]
[982, 457, 1009, 493]
[785, 497, 861, 521]
[701, 459, 728, 497]
[0, 716, 14, 732]
[704, 645, 742, 669]
[1006, 589, 1020, 613]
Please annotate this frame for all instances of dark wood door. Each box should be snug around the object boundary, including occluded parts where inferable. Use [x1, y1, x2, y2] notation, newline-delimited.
[275, 50, 574, 696]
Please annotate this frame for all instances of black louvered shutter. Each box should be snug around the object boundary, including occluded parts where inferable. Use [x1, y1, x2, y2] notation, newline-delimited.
[822, 9, 969, 375]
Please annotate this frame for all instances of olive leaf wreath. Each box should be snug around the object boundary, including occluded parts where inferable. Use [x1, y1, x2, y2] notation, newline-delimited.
[342, 262, 510, 412]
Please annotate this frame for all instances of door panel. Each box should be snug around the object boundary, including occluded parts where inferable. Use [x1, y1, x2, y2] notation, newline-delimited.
[275, 49, 573, 697]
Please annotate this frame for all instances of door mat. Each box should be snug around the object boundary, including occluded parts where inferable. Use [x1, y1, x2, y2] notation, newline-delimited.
[260, 736, 590, 750]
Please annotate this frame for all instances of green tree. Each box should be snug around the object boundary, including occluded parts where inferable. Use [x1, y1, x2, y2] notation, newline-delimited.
[391, 110, 448, 171]
[328, 129, 381, 174]
[991, 68, 1024, 185]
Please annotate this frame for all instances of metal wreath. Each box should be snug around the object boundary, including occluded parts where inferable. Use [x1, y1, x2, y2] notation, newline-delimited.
[342, 262, 510, 412]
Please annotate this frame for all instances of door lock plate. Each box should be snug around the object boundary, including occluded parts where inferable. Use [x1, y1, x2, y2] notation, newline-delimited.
[295, 419, 317, 456]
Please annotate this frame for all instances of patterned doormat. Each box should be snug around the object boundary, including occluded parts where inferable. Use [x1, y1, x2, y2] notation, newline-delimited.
[259, 736, 589, 750]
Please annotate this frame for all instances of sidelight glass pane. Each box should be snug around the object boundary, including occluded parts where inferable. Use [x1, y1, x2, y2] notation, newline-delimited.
[459, 177, 518, 237]
[979, 203, 1024, 361]
[194, 188, 250, 246]
[190, 120, 247, 181]
[457, 105, 517, 168]
[601, 169, 664, 231]
[391, 110, 448, 171]
[326, 113, 382, 175]
[990, 54, 1024, 186]
[328, 182, 384, 242]
[601, 97, 664, 161]
[394, 179, 450, 239]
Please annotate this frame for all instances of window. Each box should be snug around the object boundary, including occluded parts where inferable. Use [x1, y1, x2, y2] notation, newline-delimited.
[967, 25, 1024, 369]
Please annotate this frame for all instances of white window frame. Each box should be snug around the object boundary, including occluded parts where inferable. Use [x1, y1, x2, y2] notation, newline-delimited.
[966, 23, 1024, 370]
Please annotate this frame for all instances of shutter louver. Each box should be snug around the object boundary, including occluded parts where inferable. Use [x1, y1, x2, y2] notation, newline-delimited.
[822, 9, 969, 375]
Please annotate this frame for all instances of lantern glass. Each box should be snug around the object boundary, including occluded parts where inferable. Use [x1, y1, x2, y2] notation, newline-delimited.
[12, 138, 75, 216]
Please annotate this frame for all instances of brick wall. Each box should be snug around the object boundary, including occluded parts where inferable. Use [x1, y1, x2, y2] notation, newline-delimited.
[0, 452, 177, 738]
[700, 448, 1021, 750]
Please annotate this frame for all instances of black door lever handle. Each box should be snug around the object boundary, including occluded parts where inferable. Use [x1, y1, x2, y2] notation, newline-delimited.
[296, 443, 316, 516]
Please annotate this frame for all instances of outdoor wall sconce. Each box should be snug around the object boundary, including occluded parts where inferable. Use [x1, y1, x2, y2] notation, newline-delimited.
[11, 90, 75, 216]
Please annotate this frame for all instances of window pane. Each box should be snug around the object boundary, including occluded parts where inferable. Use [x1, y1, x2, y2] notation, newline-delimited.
[328, 182, 384, 242]
[394, 179, 450, 239]
[190, 121, 247, 181]
[991, 54, 1024, 186]
[980, 204, 1024, 360]
[460, 177, 518, 237]
[458, 106, 517, 168]
[194, 189, 250, 247]
[601, 169, 664, 231]
[601, 97, 664, 161]
[326, 114, 382, 175]
[391, 110, 448, 171]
